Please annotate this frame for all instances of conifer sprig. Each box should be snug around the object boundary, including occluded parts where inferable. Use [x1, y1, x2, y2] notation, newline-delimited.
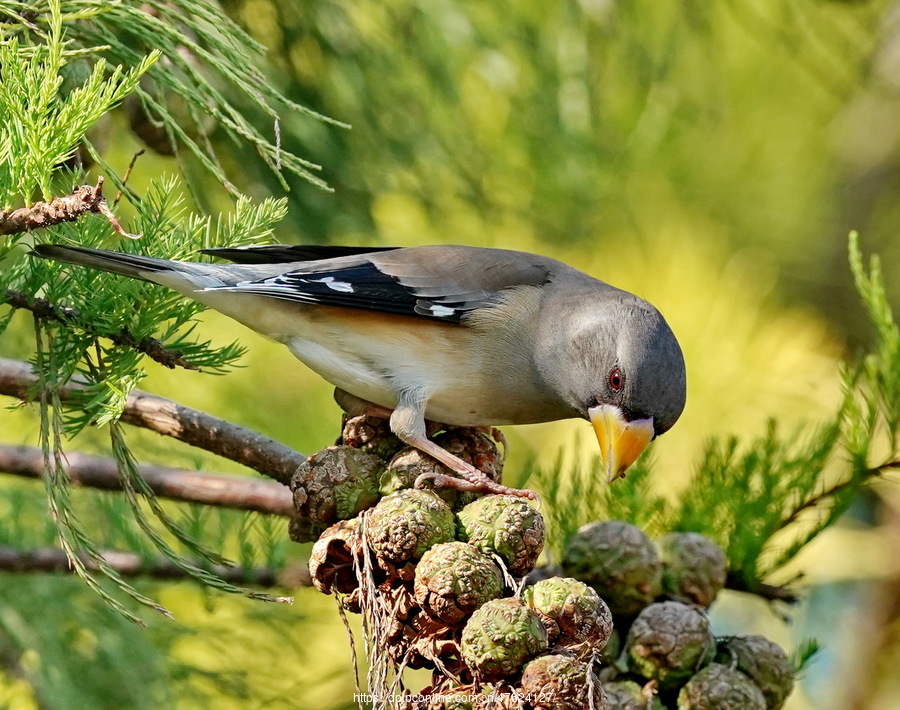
[0, 1, 158, 207]
[1, 4, 306, 619]
[1, 0, 345, 196]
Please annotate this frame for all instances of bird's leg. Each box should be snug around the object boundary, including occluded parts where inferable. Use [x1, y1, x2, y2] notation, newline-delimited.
[390, 390, 537, 501]
[333, 388, 394, 419]
[334, 388, 535, 499]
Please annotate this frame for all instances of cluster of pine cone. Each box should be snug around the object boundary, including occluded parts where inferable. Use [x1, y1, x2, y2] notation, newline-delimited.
[289, 416, 796, 710]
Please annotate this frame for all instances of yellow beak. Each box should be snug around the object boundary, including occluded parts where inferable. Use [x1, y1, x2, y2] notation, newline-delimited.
[588, 404, 655, 483]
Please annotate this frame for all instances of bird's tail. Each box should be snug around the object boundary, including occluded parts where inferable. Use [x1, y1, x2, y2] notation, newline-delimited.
[30, 244, 179, 282]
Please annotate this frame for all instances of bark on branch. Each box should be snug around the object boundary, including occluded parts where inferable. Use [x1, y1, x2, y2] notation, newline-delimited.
[2, 289, 200, 371]
[0, 545, 312, 588]
[0, 178, 135, 237]
[0, 444, 293, 516]
[725, 571, 800, 604]
[0, 357, 306, 484]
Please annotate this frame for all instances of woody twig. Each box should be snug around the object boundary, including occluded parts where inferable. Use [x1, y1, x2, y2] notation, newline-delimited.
[0, 178, 139, 239]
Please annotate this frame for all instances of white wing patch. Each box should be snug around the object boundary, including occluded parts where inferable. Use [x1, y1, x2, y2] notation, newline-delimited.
[428, 304, 456, 318]
[200, 264, 475, 323]
[312, 276, 355, 293]
[214, 274, 355, 294]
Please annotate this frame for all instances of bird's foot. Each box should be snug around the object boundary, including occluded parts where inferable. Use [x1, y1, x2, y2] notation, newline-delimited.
[414, 472, 484, 494]
[414, 469, 537, 501]
[404, 427, 537, 500]
[334, 387, 535, 498]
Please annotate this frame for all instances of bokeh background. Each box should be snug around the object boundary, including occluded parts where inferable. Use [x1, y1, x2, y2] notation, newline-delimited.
[4, 0, 900, 708]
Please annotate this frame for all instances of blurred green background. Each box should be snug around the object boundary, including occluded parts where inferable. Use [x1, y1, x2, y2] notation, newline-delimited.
[4, 0, 900, 707]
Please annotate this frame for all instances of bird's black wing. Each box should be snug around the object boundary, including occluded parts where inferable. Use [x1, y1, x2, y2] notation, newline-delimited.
[205, 245, 555, 324]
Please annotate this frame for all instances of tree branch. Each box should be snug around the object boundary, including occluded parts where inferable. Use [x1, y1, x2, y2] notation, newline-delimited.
[0, 357, 306, 484]
[779, 460, 900, 531]
[0, 444, 293, 516]
[2, 289, 201, 371]
[0, 178, 136, 238]
[0, 545, 312, 588]
[725, 571, 800, 604]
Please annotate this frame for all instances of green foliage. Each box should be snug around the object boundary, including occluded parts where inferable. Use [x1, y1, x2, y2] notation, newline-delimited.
[0, 0, 341, 199]
[672, 421, 845, 586]
[0, 472, 289, 580]
[2, 180, 288, 431]
[0, 576, 175, 709]
[222, 0, 888, 277]
[791, 638, 821, 676]
[34, 340, 170, 625]
[528, 451, 665, 560]
[0, 1, 303, 622]
[847, 231, 900, 457]
[0, 2, 157, 205]
[537, 233, 899, 594]
[0, 571, 304, 709]
[7, 180, 291, 620]
[1, 1, 897, 704]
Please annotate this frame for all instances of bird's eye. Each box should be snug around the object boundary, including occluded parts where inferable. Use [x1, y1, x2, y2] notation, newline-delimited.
[608, 367, 623, 390]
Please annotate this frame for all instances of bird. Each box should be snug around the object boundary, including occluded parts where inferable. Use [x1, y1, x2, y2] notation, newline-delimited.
[31, 243, 686, 499]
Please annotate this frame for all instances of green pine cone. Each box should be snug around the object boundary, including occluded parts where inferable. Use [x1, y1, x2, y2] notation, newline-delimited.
[715, 635, 794, 709]
[460, 598, 549, 677]
[366, 489, 456, 565]
[428, 689, 477, 710]
[522, 576, 613, 654]
[414, 542, 504, 624]
[456, 495, 545, 576]
[604, 681, 666, 710]
[381, 428, 504, 509]
[626, 601, 715, 689]
[341, 414, 405, 460]
[678, 663, 766, 710]
[561, 520, 662, 617]
[289, 445, 384, 542]
[658, 532, 727, 608]
[519, 654, 609, 710]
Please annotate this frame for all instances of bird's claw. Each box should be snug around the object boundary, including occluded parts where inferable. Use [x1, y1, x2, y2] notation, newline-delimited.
[414, 472, 483, 493]
[414, 470, 538, 501]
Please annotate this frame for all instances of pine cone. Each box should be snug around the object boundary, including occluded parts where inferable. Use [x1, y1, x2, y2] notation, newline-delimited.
[366, 489, 456, 566]
[289, 445, 384, 542]
[677, 663, 766, 710]
[658, 532, 727, 608]
[425, 687, 479, 709]
[456, 495, 544, 576]
[460, 598, 548, 677]
[561, 520, 661, 617]
[522, 577, 613, 656]
[519, 654, 609, 710]
[382, 429, 504, 509]
[414, 542, 504, 624]
[715, 635, 794, 710]
[308, 519, 362, 595]
[626, 601, 715, 689]
[341, 414, 405, 460]
[604, 680, 665, 710]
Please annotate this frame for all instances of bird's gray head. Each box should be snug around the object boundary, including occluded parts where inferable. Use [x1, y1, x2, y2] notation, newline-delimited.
[602, 300, 687, 435]
[536, 289, 686, 481]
